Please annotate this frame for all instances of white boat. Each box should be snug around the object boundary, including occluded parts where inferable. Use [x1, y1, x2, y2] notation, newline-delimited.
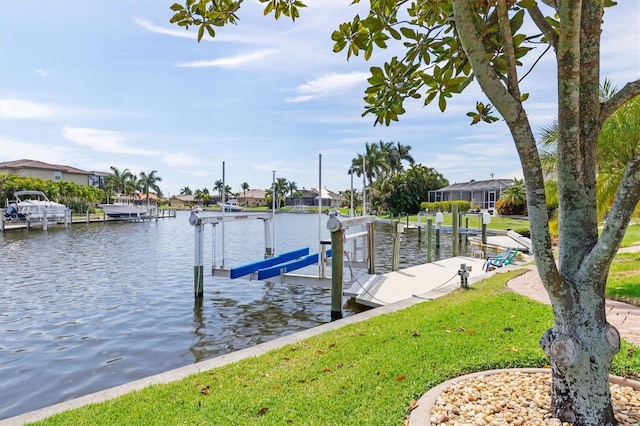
[218, 199, 243, 212]
[7, 190, 68, 221]
[99, 194, 149, 219]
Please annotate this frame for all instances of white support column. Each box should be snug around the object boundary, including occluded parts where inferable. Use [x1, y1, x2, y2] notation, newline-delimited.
[264, 217, 273, 257]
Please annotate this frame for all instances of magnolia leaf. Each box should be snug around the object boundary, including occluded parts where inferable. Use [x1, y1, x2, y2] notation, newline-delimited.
[197, 24, 205, 42]
[517, 0, 537, 7]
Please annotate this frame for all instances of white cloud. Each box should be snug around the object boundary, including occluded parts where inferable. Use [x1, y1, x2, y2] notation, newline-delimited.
[35, 69, 51, 77]
[0, 136, 78, 164]
[62, 126, 159, 156]
[162, 152, 205, 167]
[135, 18, 199, 40]
[286, 72, 369, 102]
[176, 49, 277, 68]
[177, 169, 212, 177]
[0, 99, 55, 120]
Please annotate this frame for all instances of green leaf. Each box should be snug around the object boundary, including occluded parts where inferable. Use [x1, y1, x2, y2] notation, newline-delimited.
[197, 24, 205, 42]
[510, 10, 525, 34]
[205, 24, 215, 38]
[170, 3, 184, 11]
[400, 26, 416, 39]
[263, 0, 274, 15]
[438, 94, 447, 112]
[517, 0, 537, 7]
[520, 93, 529, 102]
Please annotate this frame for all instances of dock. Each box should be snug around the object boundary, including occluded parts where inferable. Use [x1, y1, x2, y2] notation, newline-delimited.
[344, 255, 488, 308]
[1, 208, 178, 232]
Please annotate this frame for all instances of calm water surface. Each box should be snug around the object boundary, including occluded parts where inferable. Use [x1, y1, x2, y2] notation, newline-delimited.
[0, 211, 478, 419]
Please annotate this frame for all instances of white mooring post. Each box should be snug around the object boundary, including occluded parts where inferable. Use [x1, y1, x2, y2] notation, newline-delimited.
[42, 208, 48, 231]
[264, 217, 273, 258]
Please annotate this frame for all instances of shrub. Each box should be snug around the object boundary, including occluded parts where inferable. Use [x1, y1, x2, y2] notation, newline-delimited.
[420, 200, 471, 212]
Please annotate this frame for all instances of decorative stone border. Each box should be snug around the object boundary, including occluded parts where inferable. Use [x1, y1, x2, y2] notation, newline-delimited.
[408, 368, 640, 425]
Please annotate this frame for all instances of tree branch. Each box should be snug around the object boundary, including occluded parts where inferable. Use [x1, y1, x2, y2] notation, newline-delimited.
[600, 80, 640, 125]
[451, 0, 561, 295]
[527, 5, 558, 50]
[584, 154, 640, 288]
[496, 0, 521, 99]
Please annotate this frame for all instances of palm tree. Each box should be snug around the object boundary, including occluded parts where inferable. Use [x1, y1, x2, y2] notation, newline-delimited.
[240, 182, 250, 205]
[194, 189, 204, 206]
[213, 179, 224, 199]
[180, 187, 193, 195]
[500, 178, 527, 206]
[275, 177, 288, 209]
[104, 166, 135, 201]
[138, 170, 163, 206]
[287, 180, 298, 197]
[537, 82, 640, 219]
[388, 142, 415, 175]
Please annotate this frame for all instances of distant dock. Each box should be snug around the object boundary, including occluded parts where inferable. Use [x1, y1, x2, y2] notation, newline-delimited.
[1, 208, 177, 232]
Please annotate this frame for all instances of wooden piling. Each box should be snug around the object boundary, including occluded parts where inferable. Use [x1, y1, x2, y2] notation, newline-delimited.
[452, 205, 458, 256]
[426, 218, 433, 263]
[367, 222, 375, 274]
[327, 214, 344, 320]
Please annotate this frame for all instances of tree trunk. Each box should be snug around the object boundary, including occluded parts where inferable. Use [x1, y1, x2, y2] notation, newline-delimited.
[539, 276, 621, 425]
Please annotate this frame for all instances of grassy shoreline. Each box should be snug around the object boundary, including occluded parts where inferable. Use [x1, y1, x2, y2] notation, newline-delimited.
[29, 270, 640, 425]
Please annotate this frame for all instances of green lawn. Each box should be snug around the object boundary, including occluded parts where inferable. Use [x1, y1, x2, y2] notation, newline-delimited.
[621, 223, 640, 248]
[30, 270, 640, 426]
[606, 251, 640, 306]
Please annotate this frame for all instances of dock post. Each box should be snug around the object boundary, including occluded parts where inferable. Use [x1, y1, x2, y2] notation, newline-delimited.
[42, 208, 48, 231]
[327, 212, 343, 320]
[191, 213, 204, 297]
[264, 217, 274, 257]
[367, 221, 375, 274]
[482, 212, 491, 245]
[86, 209, 90, 224]
[465, 217, 469, 243]
[452, 205, 458, 256]
[435, 212, 443, 248]
[426, 218, 433, 263]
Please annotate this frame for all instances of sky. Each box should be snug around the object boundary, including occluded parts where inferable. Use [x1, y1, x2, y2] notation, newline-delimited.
[1, 1, 638, 198]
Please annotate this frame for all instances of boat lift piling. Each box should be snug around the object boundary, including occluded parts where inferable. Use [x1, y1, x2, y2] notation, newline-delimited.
[326, 212, 377, 320]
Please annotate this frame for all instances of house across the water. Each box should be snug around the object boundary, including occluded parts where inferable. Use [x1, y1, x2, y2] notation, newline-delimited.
[428, 178, 514, 210]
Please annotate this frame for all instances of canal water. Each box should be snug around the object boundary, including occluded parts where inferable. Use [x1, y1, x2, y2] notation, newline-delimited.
[0, 211, 478, 419]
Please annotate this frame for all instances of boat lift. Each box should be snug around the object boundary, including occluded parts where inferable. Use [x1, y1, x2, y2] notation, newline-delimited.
[189, 209, 375, 300]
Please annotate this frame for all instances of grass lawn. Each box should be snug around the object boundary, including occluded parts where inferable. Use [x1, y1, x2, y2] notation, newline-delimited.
[30, 270, 640, 426]
[607, 251, 640, 306]
[621, 223, 640, 248]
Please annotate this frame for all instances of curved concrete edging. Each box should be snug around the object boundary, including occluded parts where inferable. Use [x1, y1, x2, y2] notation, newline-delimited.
[1, 296, 426, 425]
[408, 368, 640, 426]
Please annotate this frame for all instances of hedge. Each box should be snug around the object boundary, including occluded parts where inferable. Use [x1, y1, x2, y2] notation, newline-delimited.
[419, 200, 471, 213]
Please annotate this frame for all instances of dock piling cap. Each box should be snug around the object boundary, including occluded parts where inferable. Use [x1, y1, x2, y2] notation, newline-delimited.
[327, 210, 343, 232]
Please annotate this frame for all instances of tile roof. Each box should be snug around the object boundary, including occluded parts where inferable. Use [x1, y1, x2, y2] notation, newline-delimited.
[0, 159, 90, 175]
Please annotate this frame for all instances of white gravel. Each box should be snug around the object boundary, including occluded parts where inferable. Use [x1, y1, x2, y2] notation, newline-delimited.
[429, 371, 640, 426]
